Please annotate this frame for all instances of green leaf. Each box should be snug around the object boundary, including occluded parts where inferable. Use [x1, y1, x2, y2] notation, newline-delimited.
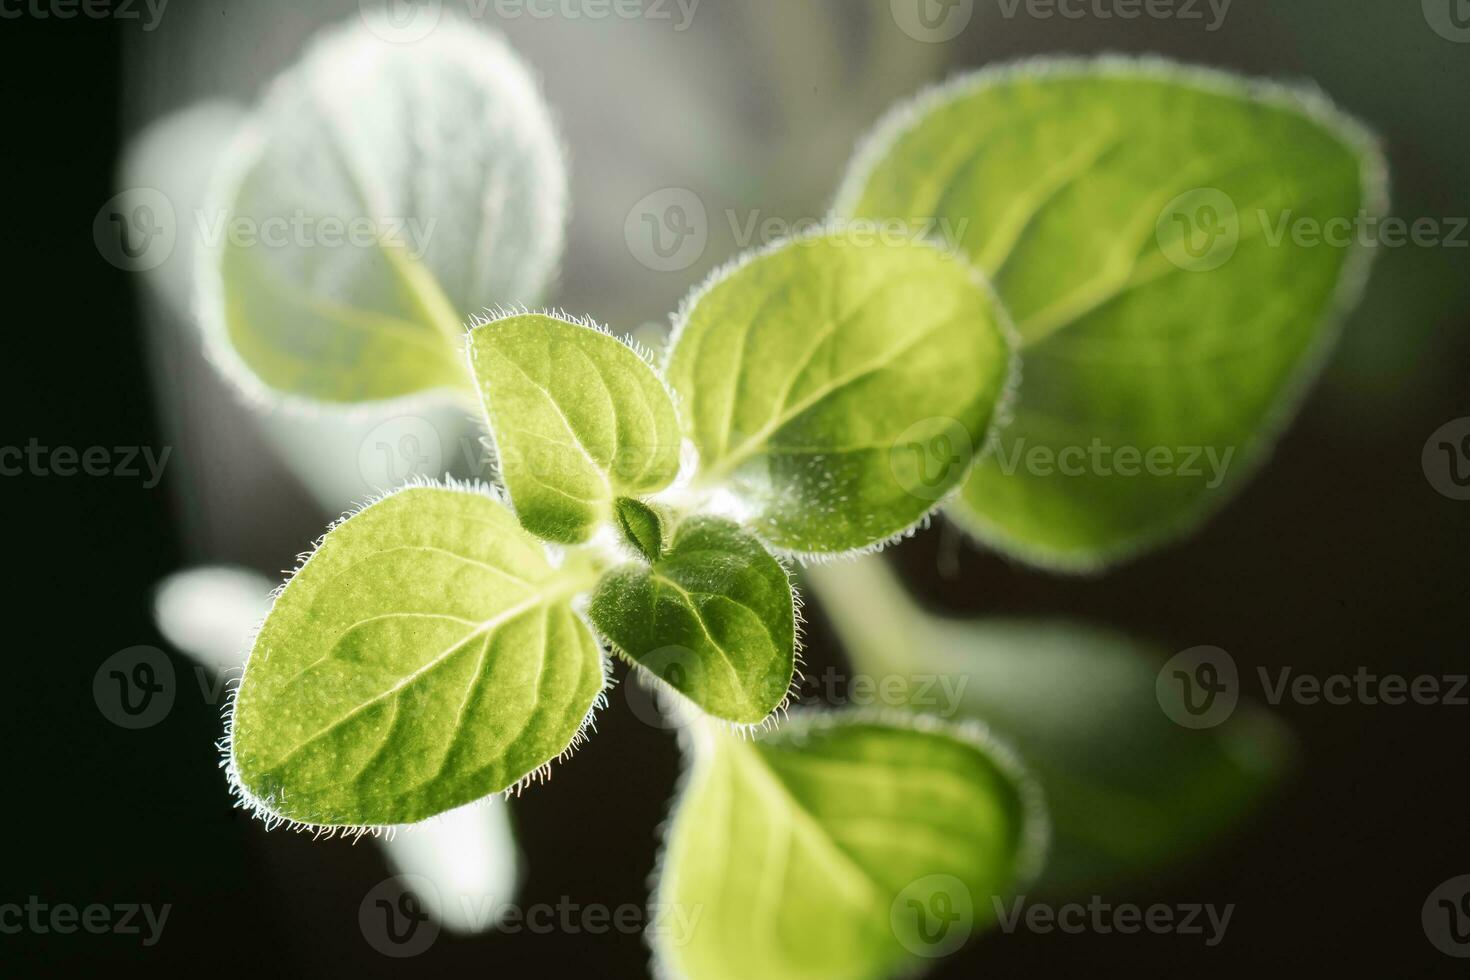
[588, 517, 794, 726]
[804, 557, 1290, 894]
[653, 713, 1046, 980]
[201, 14, 567, 405]
[613, 496, 665, 562]
[228, 485, 606, 827]
[837, 58, 1385, 569]
[469, 312, 682, 544]
[920, 619, 1289, 893]
[663, 234, 1013, 556]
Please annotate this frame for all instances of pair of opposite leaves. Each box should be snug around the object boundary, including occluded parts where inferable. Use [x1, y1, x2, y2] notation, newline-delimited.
[212, 16, 1378, 980]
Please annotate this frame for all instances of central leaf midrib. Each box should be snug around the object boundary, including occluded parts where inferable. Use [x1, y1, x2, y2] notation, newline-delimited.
[261, 583, 582, 771]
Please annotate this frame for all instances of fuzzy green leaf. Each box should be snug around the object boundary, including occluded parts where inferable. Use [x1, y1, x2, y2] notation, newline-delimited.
[228, 486, 605, 827]
[664, 235, 1012, 556]
[201, 14, 567, 405]
[654, 714, 1046, 980]
[588, 517, 793, 726]
[919, 619, 1288, 893]
[838, 58, 1385, 569]
[804, 558, 1291, 895]
[469, 312, 682, 544]
[613, 496, 665, 562]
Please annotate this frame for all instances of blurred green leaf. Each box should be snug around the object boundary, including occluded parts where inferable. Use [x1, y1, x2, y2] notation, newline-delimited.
[654, 713, 1046, 980]
[201, 14, 567, 405]
[839, 58, 1385, 569]
[920, 619, 1289, 893]
[806, 558, 1290, 894]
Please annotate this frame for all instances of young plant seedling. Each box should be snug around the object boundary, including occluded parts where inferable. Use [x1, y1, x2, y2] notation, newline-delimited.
[193, 16, 1383, 980]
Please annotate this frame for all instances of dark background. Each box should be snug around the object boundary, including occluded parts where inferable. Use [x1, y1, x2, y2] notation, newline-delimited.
[3, 1, 1467, 976]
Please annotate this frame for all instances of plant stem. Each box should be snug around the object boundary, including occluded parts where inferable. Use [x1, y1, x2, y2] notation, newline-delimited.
[802, 556, 935, 678]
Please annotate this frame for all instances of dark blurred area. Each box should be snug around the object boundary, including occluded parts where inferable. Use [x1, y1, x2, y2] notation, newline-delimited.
[2, 1, 1466, 976]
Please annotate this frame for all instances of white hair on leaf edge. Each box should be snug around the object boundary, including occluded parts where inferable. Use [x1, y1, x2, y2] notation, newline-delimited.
[833, 53, 1388, 575]
[191, 11, 569, 420]
[645, 706, 1053, 979]
[220, 477, 609, 835]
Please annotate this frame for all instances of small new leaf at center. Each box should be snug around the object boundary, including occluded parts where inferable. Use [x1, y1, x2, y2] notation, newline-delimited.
[588, 516, 795, 726]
